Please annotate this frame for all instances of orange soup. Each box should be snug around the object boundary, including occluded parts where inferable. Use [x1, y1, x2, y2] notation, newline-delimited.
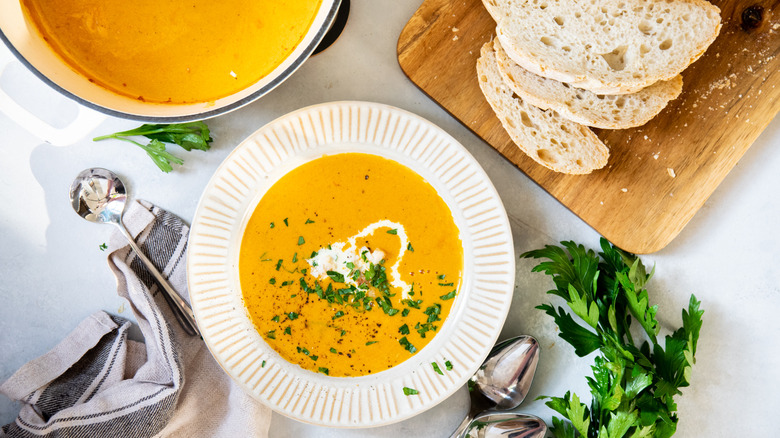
[238, 153, 463, 377]
[20, 0, 322, 103]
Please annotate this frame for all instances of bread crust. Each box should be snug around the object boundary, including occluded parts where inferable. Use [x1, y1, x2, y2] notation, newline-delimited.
[477, 40, 609, 174]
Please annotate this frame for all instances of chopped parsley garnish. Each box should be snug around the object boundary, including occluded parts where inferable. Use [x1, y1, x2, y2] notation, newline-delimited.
[401, 298, 422, 309]
[375, 297, 399, 316]
[403, 387, 419, 396]
[399, 336, 417, 353]
[310, 355, 318, 361]
[283, 218, 289, 226]
[284, 326, 291, 335]
[437, 274, 446, 280]
[401, 308, 410, 317]
[340, 330, 347, 337]
[271, 315, 280, 322]
[387, 229, 398, 235]
[332, 311, 345, 320]
[305, 218, 315, 224]
[330, 347, 338, 354]
[270, 222, 275, 229]
[318, 367, 329, 375]
[415, 322, 437, 338]
[440, 290, 457, 300]
[366, 341, 378, 346]
[424, 304, 442, 323]
[292, 252, 298, 263]
[432, 362, 443, 375]
[261, 360, 266, 367]
[297, 236, 305, 245]
[266, 330, 276, 340]
[438, 282, 454, 287]
[287, 312, 299, 320]
[407, 243, 414, 252]
[399, 324, 410, 335]
[99, 243, 108, 251]
[269, 278, 276, 285]
[327, 271, 345, 283]
[275, 259, 283, 271]
[297, 346, 310, 355]
[346, 262, 355, 269]
[445, 360, 453, 371]
[290, 294, 296, 298]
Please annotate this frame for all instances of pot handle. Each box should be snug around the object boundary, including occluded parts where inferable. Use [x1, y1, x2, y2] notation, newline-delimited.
[0, 46, 105, 146]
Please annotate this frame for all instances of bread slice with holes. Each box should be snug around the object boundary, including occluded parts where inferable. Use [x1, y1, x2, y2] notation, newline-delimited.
[484, 0, 721, 94]
[494, 39, 683, 129]
[477, 40, 608, 174]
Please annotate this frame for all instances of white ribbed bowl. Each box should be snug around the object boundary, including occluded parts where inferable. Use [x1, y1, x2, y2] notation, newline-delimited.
[187, 101, 514, 427]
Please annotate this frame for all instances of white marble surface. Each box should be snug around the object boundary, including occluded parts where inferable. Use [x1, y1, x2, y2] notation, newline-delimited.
[1, 1, 779, 436]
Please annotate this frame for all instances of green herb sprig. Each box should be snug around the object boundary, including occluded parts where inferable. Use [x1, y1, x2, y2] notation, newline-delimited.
[93, 122, 212, 172]
[522, 238, 703, 438]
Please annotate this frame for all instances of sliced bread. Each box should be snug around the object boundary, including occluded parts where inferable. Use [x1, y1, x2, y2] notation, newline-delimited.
[494, 39, 683, 129]
[487, 0, 721, 94]
[477, 40, 609, 174]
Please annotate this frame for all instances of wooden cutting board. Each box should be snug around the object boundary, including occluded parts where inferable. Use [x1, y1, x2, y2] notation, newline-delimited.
[397, 0, 780, 253]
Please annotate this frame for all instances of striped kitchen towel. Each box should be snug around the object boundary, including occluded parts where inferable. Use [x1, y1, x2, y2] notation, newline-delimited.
[0, 200, 271, 437]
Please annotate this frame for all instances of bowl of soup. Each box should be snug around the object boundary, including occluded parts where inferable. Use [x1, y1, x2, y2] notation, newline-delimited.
[187, 102, 515, 426]
[0, 0, 340, 121]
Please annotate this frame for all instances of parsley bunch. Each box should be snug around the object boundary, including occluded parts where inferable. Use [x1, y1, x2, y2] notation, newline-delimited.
[93, 122, 212, 172]
[522, 238, 703, 438]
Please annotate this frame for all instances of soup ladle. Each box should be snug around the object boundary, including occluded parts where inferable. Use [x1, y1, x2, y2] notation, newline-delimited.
[450, 335, 540, 438]
[69, 168, 199, 336]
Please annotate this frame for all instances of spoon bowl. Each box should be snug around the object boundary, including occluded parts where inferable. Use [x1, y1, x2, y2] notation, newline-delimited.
[467, 413, 547, 438]
[70, 168, 127, 225]
[69, 168, 199, 336]
[476, 335, 540, 409]
[450, 335, 540, 438]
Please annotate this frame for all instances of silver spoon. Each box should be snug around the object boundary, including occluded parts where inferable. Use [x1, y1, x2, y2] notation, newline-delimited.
[69, 168, 199, 336]
[450, 335, 540, 438]
[465, 413, 547, 438]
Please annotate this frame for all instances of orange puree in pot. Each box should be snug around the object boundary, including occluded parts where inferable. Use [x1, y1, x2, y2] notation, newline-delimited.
[238, 153, 463, 377]
[20, 0, 322, 103]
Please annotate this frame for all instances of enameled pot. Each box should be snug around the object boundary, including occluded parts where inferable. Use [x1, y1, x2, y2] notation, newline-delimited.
[0, 0, 341, 123]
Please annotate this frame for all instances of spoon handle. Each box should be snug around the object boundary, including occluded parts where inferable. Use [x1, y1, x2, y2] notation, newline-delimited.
[116, 222, 200, 336]
[450, 412, 475, 438]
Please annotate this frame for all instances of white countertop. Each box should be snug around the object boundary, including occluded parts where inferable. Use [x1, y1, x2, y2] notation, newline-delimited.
[1, 1, 779, 436]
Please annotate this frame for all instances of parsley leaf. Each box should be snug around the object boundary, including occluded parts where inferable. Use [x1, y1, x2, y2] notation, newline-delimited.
[327, 271, 345, 283]
[523, 238, 703, 438]
[93, 122, 211, 173]
[399, 336, 417, 353]
[440, 290, 457, 300]
[403, 387, 419, 396]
